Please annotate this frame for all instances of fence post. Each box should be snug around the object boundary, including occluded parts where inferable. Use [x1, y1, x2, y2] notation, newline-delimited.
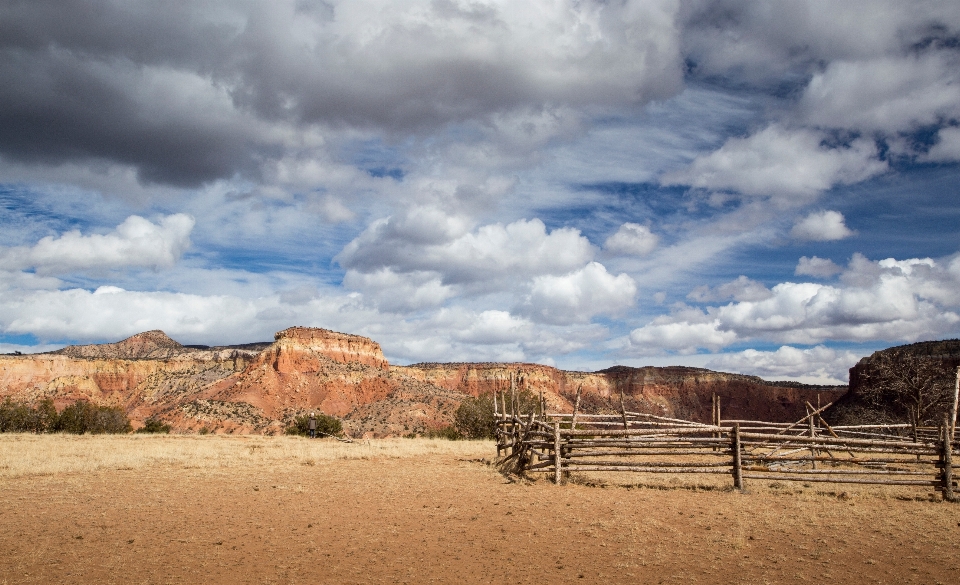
[808, 405, 817, 470]
[731, 423, 743, 491]
[619, 387, 629, 430]
[554, 422, 562, 485]
[571, 384, 582, 430]
[942, 414, 955, 502]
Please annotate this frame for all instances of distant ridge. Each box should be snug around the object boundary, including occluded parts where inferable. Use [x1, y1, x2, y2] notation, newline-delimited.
[50, 330, 189, 360]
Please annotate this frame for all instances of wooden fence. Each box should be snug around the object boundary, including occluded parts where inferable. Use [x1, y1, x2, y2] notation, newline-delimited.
[493, 391, 959, 500]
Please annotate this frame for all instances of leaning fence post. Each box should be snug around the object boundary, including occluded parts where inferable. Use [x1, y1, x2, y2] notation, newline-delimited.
[942, 414, 955, 502]
[553, 422, 562, 485]
[731, 423, 743, 491]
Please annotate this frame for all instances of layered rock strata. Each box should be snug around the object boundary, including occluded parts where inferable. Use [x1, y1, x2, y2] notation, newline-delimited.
[0, 326, 848, 435]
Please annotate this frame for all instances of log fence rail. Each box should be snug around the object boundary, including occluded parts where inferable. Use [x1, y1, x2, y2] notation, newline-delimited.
[494, 392, 959, 500]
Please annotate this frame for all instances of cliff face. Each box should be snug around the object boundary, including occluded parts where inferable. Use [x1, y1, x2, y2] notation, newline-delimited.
[396, 363, 845, 424]
[0, 326, 848, 436]
[826, 339, 960, 425]
[265, 326, 389, 371]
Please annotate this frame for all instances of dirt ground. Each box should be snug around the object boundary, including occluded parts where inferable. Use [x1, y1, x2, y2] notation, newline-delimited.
[2, 435, 959, 585]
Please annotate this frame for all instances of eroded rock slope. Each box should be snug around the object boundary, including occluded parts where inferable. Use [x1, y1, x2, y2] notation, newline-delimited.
[0, 327, 847, 435]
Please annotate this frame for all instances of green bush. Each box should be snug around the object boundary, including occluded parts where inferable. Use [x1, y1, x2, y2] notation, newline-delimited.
[0, 398, 58, 433]
[454, 390, 541, 439]
[0, 398, 131, 434]
[136, 418, 172, 434]
[286, 412, 343, 437]
[0, 398, 32, 432]
[55, 400, 131, 434]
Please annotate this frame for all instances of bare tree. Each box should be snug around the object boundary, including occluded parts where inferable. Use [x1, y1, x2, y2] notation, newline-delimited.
[857, 351, 954, 426]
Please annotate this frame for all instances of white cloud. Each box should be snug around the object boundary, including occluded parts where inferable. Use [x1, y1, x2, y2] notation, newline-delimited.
[706, 345, 861, 385]
[342, 269, 455, 312]
[924, 126, 960, 162]
[790, 210, 855, 241]
[630, 315, 737, 353]
[629, 253, 960, 353]
[519, 262, 637, 325]
[688, 275, 772, 303]
[681, 1, 960, 86]
[0, 214, 194, 275]
[795, 256, 843, 278]
[337, 214, 595, 293]
[451, 310, 532, 345]
[604, 223, 659, 256]
[800, 54, 960, 134]
[661, 126, 886, 199]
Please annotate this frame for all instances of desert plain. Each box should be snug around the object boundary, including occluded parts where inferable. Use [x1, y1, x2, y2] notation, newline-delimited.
[1, 434, 959, 585]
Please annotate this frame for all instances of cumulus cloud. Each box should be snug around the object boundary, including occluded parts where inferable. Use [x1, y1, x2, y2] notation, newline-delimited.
[342, 269, 455, 312]
[630, 314, 737, 353]
[924, 127, 960, 162]
[519, 262, 637, 325]
[0, 0, 684, 187]
[337, 214, 595, 291]
[629, 253, 960, 353]
[795, 256, 843, 278]
[681, 1, 960, 87]
[706, 345, 861, 385]
[661, 126, 886, 199]
[604, 223, 659, 256]
[790, 210, 855, 241]
[687, 275, 772, 303]
[800, 54, 960, 134]
[0, 214, 194, 275]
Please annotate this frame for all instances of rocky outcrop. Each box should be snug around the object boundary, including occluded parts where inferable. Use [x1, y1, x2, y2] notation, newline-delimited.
[50, 330, 188, 360]
[265, 327, 388, 370]
[1, 326, 849, 436]
[825, 339, 960, 425]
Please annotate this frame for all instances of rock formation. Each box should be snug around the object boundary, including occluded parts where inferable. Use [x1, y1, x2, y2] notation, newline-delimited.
[0, 326, 848, 436]
[50, 330, 189, 360]
[826, 339, 960, 426]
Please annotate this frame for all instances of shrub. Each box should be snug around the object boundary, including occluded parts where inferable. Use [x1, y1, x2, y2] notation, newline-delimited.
[0, 398, 32, 432]
[0, 398, 133, 434]
[55, 400, 131, 434]
[455, 389, 541, 440]
[286, 412, 343, 437]
[0, 398, 59, 433]
[137, 418, 172, 434]
[31, 399, 59, 433]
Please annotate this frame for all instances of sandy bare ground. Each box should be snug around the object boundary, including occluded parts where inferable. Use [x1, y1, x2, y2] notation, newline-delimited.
[1, 435, 959, 585]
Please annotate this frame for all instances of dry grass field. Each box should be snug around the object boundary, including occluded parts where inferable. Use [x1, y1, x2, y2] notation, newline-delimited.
[2, 434, 960, 585]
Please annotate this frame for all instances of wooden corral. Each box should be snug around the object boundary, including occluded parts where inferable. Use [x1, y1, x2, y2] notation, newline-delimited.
[494, 385, 959, 501]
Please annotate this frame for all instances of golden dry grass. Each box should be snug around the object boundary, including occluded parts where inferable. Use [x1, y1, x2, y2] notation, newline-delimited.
[0, 433, 491, 478]
[2, 435, 960, 584]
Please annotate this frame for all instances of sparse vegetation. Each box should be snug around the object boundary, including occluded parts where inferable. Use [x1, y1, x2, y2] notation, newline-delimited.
[424, 425, 461, 440]
[0, 434, 491, 478]
[0, 398, 131, 434]
[454, 390, 540, 439]
[55, 400, 132, 434]
[137, 418, 172, 434]
[854, 350, 956, 426]
[285, 412, 343, 437]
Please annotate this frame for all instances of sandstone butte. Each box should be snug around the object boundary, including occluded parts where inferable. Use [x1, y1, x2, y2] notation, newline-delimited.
[0, 326, 846, 437]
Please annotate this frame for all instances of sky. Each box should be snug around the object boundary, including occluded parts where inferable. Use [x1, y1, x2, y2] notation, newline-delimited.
[1, 0, 960, 384]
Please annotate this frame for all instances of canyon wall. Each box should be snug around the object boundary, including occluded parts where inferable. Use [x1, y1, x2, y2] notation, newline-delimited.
[1, 327, 848, 436]
[396, 363, 845, 424]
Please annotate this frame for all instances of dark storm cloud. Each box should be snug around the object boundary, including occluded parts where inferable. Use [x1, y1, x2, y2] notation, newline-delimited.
[0, 0, 684, 187]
